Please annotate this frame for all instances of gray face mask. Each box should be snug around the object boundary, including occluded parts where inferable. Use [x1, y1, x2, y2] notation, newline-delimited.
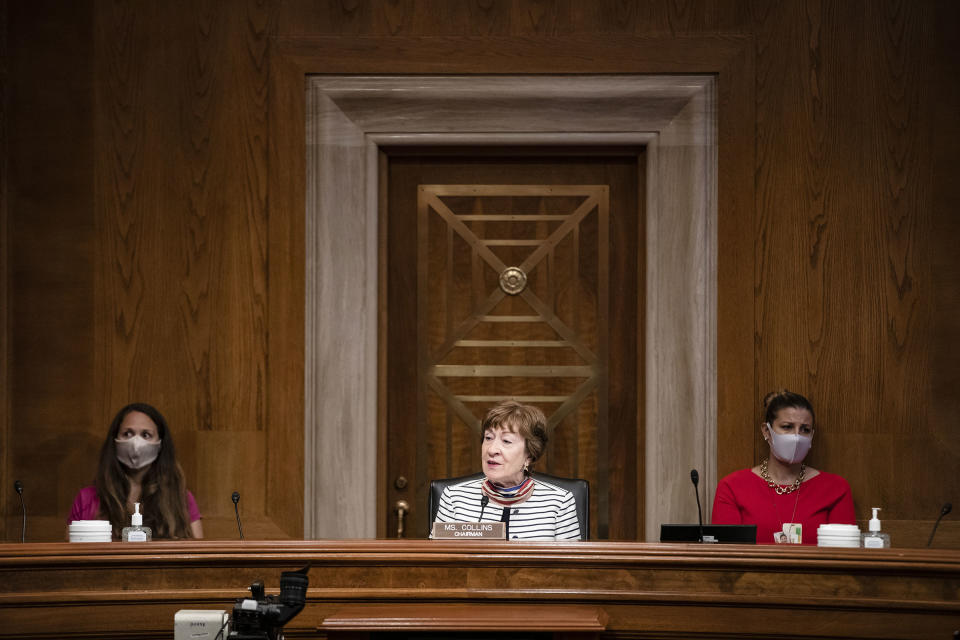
[115, 436, 162, 470]
[764, 423, 812, 465]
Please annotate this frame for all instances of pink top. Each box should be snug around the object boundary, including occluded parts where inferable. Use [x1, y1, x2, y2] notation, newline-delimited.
[69, 486, 202, 523]
[711, 468, 855, 545]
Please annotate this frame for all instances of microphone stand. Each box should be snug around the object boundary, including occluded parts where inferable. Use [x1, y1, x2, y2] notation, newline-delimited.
[691, 470, 704, 543]
[232, 491, 244, 540]
[14, 481, 25, 543]
[927, 503, 952, 547]
[478, 495, 489, 522]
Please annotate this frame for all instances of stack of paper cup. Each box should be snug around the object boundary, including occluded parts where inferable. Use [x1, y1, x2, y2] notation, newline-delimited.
[69, 520, 112, 543]
[817, 523, 861, 548]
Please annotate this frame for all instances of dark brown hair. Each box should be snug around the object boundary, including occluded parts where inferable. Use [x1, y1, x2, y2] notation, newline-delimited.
[479, 400, 548, 474]
[94, 403, 193, 539]
[763, 389, 816, 427]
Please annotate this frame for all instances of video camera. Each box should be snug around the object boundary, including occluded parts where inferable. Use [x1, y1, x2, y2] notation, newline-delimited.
[227, 565, 310, 640]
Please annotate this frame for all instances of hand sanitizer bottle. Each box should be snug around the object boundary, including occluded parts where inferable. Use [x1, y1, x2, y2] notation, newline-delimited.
[122, 502, 152, 542]
[861, 507, 890, 548]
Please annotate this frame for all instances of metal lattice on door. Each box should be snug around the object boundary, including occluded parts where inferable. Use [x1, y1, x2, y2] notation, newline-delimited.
[417, 184, 609, 483]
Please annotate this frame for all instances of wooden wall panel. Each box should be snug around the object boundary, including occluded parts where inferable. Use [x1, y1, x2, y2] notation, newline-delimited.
[4, 0, 96, 541]
[929, 1, 960, 526]
[265, 20, 307, 544]
[0, 0, 8, 541]
[3, 0, 297, 542]
[2, 0, 957, 545]
[752, 0, 957, 546]
[276, 0, 758, 38]
[88, 0, 291, 539]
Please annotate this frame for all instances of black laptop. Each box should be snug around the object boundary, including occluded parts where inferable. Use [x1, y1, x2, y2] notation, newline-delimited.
[659, 524, 757, 544]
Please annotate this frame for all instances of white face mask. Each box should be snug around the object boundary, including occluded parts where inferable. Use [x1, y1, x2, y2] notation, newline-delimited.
[764, 423, 812, 465]
[115, 436, 162, 470]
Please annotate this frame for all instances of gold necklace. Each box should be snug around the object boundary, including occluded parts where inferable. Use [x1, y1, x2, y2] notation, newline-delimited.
[760, 458, 805, 495]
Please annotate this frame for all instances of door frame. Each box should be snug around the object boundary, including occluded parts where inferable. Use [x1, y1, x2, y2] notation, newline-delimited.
[303, 73, 731, 540]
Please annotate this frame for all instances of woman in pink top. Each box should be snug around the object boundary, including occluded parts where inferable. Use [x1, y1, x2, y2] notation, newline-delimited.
[69, 403, 203, 539]
[711, 390, 855, 545]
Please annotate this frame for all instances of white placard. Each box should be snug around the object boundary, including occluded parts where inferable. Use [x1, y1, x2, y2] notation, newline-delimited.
[431, 522, 505, 539]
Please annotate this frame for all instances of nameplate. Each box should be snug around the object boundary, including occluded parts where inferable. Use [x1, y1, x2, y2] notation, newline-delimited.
[432, 522, 505, 539]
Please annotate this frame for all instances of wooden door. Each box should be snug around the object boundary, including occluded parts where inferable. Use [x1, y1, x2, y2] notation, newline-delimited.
[383, 150, 643, 540]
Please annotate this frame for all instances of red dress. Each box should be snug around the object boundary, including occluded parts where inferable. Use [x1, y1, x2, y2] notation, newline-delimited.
[711, 468, 856, 545]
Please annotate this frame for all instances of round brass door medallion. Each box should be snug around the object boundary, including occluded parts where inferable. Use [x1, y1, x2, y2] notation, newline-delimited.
[499, 266, 527, 295]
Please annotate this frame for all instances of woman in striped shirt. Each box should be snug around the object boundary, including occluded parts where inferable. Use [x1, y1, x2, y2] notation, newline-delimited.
[434, 400, 581, 541]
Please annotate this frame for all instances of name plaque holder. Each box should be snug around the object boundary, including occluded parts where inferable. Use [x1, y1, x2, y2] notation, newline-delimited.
[432, 522, 506, 539]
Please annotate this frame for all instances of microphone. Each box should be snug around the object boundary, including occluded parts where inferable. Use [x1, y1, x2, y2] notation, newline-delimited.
[500, 503, 511, 540]
[231, 491, 244, 540]
[691, 469, 704, 543]
[478, 495, 489, 522]
[14, 480, 25, 543]
[927, 502, 952, 547]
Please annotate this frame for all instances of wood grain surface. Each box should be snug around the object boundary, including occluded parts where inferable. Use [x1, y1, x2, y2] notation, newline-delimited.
[0, 540, 957, 639]
[386, 155, 640, 540]
[5, 0, 97, 541]
[309, 75, 719, 540]
[90, 0, 286, 538]
[5, 0, 297, 541]
[751, 0, 955, 537]
[0, 0, 9, 540]
[321, 603, 608, 632]
[2, 0, 957, 546]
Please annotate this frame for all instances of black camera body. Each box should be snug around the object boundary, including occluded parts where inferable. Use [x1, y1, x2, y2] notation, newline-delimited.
[228, 565, 309, 640]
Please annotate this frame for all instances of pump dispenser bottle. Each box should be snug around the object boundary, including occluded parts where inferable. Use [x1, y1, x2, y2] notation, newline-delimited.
[122, 502, 152, 542]
[861, 507, 890, 548]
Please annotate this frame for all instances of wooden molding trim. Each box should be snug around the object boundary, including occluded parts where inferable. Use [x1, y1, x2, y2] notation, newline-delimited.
[321, 603, 609, 632]
[0, 542, 957, 639]
[273, 34, 751, 74]
[3, 540, 958, 572]
[305, 75, 717, 540]
[267, 34, 756, 539]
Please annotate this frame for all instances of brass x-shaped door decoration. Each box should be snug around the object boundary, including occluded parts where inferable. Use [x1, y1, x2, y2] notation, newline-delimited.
[417, 184, 609, 433]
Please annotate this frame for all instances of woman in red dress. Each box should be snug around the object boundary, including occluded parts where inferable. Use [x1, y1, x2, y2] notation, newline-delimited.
[711, 390, 855, 545]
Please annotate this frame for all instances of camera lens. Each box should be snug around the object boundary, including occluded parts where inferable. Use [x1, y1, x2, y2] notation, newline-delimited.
[279, 572, 308, 606]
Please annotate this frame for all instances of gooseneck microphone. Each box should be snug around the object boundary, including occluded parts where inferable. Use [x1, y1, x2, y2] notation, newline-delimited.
[478, 495, 489, 522]
[14, 480, 25, 543]
[691, 470, 704, 543]
[927, 502, 952, 547]
[500, 503, 511, 540]
[231, 491, 244, 540]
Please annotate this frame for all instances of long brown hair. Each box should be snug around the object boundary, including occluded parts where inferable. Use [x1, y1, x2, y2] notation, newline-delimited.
[94, 403, 193, 539]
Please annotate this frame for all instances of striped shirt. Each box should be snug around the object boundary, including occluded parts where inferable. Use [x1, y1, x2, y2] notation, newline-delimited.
[435, 477, 581, 541]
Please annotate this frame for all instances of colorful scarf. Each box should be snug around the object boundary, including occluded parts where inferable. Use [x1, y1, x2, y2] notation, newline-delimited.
[481, 476, 535, 506]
